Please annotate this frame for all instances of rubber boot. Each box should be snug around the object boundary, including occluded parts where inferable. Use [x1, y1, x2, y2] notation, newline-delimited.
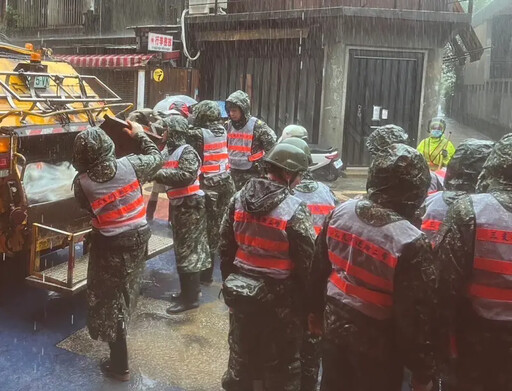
[166, 272, 200, 314]
[101, 324, 130, 382]
[146, 200, 157, 221]
[200, 266, 214, 286]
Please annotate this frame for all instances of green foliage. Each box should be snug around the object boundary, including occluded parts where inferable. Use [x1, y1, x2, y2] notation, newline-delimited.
[441, 45, 457, 100]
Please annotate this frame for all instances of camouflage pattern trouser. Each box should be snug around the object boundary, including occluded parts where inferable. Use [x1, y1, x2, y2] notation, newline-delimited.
[202, 175, 236, 261]
[453, 327, 512, 391]
[170, 195, 211, 273]
[320, 302, 402, 391]
[87, 226, 150, 343]
[222, 306, 303, 391]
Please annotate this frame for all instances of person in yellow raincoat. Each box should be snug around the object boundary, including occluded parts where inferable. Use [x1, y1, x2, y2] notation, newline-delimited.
[417, 117, 455, 170]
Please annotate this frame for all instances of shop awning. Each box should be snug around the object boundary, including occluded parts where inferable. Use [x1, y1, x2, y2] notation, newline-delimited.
[54, 54, 156, 69]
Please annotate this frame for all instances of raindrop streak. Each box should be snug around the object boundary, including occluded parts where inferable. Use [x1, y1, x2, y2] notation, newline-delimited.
[41, 347, 44, 356]
[71, 314, 74, 325]
[33, 321, 37, 331]
[2, 253, 5, 262]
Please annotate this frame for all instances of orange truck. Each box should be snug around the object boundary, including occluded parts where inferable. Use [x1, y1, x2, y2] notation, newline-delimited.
[0, 43, 172, 294]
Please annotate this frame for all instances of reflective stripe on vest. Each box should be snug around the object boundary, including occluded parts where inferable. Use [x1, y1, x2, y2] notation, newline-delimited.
[435, 168, 447, 179]
[201, 128, 230, 177]
[294, 181, 337, 237]
[164, 144, 203, 200]
[421, 191, 448, 243]
[326, 199, 422, 320]
[227, 117, 262, 170]
[469, 193, 512, 321]
[233, 192, 302, 279]
[79, 157, 146, 236]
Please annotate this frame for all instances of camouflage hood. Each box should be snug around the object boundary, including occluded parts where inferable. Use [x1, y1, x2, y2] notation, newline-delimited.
[72, 127, 117, 183]
[240, 177, 289, 217]
[226, 90, 251, 128]
[477, 133, 512, 193]
[193, 100, 224, 135]
[444, 138, 494, 192]
[367, 144, 430, 220]
[163, 116, 189, 152]
[366, 124, 409, 157]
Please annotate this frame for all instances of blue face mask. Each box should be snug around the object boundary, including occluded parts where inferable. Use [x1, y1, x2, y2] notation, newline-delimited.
[431, 129, 443, 138]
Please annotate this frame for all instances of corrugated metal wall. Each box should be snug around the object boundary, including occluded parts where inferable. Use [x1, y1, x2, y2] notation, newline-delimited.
[199, 39, 324, 141]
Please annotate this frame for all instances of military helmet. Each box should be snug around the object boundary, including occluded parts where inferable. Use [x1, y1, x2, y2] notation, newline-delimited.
[280, 124, 309, 142]
[263, 143, 309, 173]
[280, 137, 313, 165]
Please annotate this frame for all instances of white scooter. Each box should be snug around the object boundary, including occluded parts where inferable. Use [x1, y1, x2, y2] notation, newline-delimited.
[278, 125, 345, 182]
[309, 145, 345, 182]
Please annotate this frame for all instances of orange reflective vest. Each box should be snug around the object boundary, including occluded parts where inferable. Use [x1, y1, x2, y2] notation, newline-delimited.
[233, 192, 302, 279]
[79, 157, 146, 236]
[469, 193, 512, 321]
[421, 191, 449, 242]
[164, 144, 203, 200]
[294, 181, 336, 236]
[201, 128, 230, 177]
[326, 200, 423, 320]
[227, 117, 265, 170]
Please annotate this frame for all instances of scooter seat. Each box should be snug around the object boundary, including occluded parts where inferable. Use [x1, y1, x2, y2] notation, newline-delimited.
[309, 145, 335, 154]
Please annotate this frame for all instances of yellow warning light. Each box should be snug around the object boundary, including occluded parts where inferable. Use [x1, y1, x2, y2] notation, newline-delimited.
[0, 137, 11, 153]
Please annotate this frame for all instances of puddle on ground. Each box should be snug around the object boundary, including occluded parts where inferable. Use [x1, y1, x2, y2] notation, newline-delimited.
[57, 296, 230, 391]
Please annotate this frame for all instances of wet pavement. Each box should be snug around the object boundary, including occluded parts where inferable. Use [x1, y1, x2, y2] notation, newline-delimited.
[0, 194, 415, 391]
[5, 120, 493, 389]
[0, 197, 228, 391]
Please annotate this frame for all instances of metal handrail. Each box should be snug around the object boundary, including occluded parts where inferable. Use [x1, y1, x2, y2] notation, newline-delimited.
[30, 223, 92, 288]
[0, 71, 122, 103]
[0, 102, 134, 125]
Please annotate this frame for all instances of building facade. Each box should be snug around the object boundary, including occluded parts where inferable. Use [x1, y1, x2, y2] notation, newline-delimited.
[2, 0, 194, 110]
[450, 0, 512, 139]
[188, 0, 477, 166]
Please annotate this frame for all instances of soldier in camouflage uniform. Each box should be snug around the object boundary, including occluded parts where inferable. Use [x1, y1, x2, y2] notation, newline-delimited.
[154, 115, 211, 314]
[280, 136, 340, 391]
[220, 143, 316, 391]
[127, 108, 170, 221]
[72, 123, 163, 381]
[366, 124, 444, 194]
[186, 100, 236, 284]
[309, 144, 436, 391]
[435, 134, 512, 391]
[421, 139, 494, 242]
[225, 90, 277, 190]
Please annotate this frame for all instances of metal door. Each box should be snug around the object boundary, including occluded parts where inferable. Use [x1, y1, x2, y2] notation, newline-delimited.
[343, 49, 424, 166]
